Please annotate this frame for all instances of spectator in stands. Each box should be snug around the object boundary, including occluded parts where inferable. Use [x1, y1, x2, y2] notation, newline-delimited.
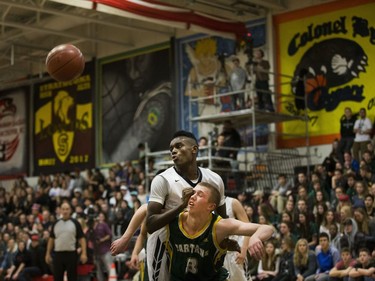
[332, 186, 348, 212]
[343, 151, 360, 175]
[338, 107, 358, 164]
[329, 223, 342, 252]
[323, 139, 340, 178]
[353, 207, 375, 253]
[18, 233, 51, 281]
[212, 133, 233, 165]
[293, 238, 317, 281]
[339, 206, 356, 233]
[270, 174, 292, 214]
[320, 209, 340, 237]
[296, 212, 318, 249]
[358, 166, 375, 190]
[345, 173, 358, 198]
[309, 181, 330, 209]
[72, 168, 87, 192]
[352, 181, 368, 209]
[305, 232, 340, 281]
[295, 172, 309, 190]
[349, 248, 375, 281]
[197, 136, 209, 157]
[362, 150, 375, 174]
[4, 240, 31, 281]
[278, 221, 298, 245]
[295, 186, 310, 207]
[340, 218, 359, 257]
[294, 198, 315, 224]
[272, 236, 294, 281]
[92, 211, 113, 281]
[312, 192, 330, 225]
[220, 120, 242, 160]
[256, 240, 280, 281]
[136, 184, 148, 205]
[353, 108, 373, 162]
[331, 169, 346, 198]
[364, 194, 375, 219]
[0, 238, 18, 279]
[329, 247, 357, 281]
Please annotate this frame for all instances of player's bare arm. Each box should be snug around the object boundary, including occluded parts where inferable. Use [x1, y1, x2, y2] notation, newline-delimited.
[216, 218, 274, 260]
[146, 187, 195, 234]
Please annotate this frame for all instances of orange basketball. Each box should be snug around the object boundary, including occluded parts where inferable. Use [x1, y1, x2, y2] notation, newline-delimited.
[46, 44, 85, 81]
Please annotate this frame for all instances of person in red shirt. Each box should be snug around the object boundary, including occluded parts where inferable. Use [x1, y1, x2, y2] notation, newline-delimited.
[329, 247, 356, 281]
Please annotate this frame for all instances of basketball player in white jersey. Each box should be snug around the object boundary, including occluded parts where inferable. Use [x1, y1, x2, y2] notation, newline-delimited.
[145, 130, 229, 281]
[224, 196, 252, 281]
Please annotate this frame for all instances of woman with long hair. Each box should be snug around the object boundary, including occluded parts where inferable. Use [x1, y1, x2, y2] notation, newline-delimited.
[319, 209, 340, 237]
[353, 207, 375, 253]
[296, 212, 318, 249]
[256, 240, 280, 281]
[293, 239, 317, 281]
[314, 201, 328, 229]
[272, 237, 294, 281]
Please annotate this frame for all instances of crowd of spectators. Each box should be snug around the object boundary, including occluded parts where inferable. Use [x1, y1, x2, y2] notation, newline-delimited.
[0, 128, 374, 281]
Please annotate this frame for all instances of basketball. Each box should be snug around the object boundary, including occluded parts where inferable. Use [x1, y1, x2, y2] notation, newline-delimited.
[46, 44, 85, 82]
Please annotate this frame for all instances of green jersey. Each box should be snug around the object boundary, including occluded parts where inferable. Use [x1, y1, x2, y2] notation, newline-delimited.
[165, 212, 228, 281]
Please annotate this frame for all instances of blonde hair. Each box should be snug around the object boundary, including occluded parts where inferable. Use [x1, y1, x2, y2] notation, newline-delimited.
[293, 239, 309, 267]
[194, 38, 217, 57]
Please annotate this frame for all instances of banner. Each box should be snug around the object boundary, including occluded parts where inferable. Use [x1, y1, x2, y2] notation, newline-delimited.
[0, 87, 28, 179]
[33, 61, 95, 175]
[274, 0, 375, 147]
[99, 44, 174, 164]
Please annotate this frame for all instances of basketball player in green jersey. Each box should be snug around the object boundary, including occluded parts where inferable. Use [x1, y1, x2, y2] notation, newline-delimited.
[165, 182, 274, 281]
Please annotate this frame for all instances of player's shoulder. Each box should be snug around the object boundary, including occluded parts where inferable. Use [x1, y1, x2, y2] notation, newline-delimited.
[199, 167, 221, 178]
[157, 166, 175, 177]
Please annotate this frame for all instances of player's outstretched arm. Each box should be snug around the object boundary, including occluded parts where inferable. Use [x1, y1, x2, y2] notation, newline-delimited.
[216, 219, 274, 260]
[110, 203, 147, 256]
[129, 221, 148, 270]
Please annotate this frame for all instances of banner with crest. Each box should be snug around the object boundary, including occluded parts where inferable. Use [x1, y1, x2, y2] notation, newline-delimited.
[0, 87, 28, 179]
[274, 0, 375, 147]
[33, 61, 95, 175]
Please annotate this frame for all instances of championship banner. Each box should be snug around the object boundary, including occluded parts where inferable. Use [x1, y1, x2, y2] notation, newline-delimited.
[33, 61, 95, 175]
[0, 87, 28, 179]
[274, 0, 375, 147]
[99, 44, 174, 164]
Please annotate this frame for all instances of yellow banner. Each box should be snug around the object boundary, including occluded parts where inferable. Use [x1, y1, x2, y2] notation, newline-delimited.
[274, 0, 375, 147]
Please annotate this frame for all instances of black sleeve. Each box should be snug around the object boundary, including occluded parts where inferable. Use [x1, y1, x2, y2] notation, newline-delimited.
[72, 218, 85, 239]
[50, 220, 58, 239]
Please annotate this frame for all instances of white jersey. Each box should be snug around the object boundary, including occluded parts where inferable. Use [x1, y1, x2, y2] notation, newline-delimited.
[146, 166, 225, 281]
[224, 197, 251, 281]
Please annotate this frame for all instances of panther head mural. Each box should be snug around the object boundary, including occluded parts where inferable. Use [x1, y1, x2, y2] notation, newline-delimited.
[292, 38, 368, 112]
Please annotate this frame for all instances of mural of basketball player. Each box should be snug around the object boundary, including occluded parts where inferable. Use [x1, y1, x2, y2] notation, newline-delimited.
[185, 38, 231, 102]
